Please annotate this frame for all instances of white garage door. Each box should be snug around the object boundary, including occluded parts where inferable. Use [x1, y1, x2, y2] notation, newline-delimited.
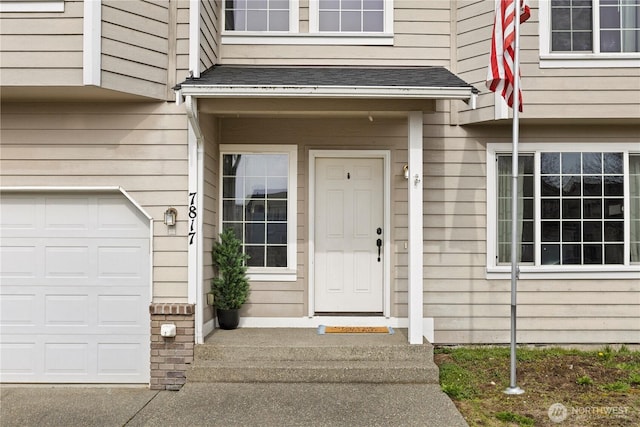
[0, 193, 151, 383]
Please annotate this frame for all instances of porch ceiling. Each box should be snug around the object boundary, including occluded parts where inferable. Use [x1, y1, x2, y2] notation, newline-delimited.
[175, 65, 478, 108]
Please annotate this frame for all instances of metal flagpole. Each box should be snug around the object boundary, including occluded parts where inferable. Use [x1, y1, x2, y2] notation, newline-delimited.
[505, 0, 524, 395]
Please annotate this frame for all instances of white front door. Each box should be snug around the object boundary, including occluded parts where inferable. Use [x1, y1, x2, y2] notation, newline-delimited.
[314, 157, 384, 313]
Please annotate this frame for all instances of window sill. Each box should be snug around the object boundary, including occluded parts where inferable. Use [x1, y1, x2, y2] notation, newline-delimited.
[540, 54, 640, 68]
[487, 266, 640, 280]
[222, 32, 394, 46]
[248, 268, 297, 282]
[0, 1, 63, 12]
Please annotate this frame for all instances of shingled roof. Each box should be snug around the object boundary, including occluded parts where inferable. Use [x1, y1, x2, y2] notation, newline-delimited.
[176, 65, 478, 100]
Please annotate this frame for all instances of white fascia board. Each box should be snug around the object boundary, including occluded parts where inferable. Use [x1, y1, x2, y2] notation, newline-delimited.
[179, 85, 475, 100]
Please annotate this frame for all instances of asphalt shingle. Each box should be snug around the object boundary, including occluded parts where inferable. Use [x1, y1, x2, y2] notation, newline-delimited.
[177, 65, 477, 91]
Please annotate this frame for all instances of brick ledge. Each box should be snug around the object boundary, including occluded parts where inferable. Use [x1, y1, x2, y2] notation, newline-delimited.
[150, 303, 195, 315]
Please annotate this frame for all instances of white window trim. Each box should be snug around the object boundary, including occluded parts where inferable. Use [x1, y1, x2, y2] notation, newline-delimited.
[0, 0, 63, 12]
[221, 33, 394, 45]
[221, 0, 394, 45]
[219, 144, 298, 282]
[539, 0, 640, 68]
[486, 142, 640, 280]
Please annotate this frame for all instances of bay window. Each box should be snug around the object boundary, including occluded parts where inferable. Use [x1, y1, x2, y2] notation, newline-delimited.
[488, 144, 640, 276]
[220, 145, 297, 281]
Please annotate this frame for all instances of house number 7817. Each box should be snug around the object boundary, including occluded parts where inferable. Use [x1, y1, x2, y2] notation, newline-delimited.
[188, 192, 197, 245]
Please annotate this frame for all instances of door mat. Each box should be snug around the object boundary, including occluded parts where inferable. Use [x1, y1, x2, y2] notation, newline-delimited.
[317, 326, 394, 334]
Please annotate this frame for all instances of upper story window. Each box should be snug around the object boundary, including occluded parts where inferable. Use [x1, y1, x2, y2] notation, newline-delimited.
[222, 0, 393, 44]
[317, 0, 384, 32]
[487, 143, 640, 278]
[551, 0, 639, 53]
[541, 0, 640, 67]
[224, 0, 295, 32]
[0, 0, 64, 12]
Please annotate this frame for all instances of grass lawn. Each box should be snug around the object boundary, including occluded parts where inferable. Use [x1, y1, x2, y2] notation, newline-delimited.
[434, 345, 640, 427]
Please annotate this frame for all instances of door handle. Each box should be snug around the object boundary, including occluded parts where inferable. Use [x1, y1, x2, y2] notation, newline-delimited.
[376, 238, 382, 262]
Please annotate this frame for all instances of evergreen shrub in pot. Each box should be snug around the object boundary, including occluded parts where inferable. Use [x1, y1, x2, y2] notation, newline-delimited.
[211, 228, 250, 329]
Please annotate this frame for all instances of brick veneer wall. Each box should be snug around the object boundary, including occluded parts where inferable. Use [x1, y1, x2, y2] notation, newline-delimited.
[149, 303, 195, 390]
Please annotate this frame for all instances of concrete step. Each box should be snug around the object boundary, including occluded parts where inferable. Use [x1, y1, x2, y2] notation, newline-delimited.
[187, 328, 438, 385]
[194, 343, 434, 363]
[187, 360, 440, 384]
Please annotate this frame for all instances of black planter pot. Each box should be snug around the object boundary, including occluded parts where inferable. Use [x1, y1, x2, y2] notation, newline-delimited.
[216, 308, 240, 330]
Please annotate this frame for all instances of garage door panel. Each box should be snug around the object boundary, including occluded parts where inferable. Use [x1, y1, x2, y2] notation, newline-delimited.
[98, 295, 146, 327]
[45, 246, 91, 278]
[97, 198, 149, 233]
[1, 195, 149, 239]
[98, 242, 149, 279]
[3, 287, 147, 332]
[44, 197, 92, 231]
[0, 342, 38, 376]
[0, 245, 38, 278]
[0, 294, 38, 326]
[45, 343, 89, 375]
[45, 294, 91, 326]
[0, 196, 37, 230]
[98, 342, 146, 376]
[0, 193, 150, 383]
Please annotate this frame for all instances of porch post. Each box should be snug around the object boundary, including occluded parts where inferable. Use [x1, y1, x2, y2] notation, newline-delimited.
[185, 96, 204, 344]
[407, 111, 424, 344]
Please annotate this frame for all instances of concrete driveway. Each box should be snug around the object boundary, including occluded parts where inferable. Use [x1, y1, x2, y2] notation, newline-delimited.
[1, 383, 469, 427]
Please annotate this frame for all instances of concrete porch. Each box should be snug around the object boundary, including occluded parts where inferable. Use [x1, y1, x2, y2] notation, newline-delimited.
[187, 328, 439, 384]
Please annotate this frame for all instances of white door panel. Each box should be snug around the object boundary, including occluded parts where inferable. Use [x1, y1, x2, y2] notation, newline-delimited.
[315, 158, 384, 313]
[0, 194, 150, 383]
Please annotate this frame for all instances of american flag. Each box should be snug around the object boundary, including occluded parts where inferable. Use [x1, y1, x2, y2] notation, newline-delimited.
[486, 0, 531, 112]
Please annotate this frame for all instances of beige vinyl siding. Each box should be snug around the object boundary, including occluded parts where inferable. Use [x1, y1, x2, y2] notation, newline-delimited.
[200, 0, 219, 71]
[217, 116, 410, 317]
[423, 101, 640, 344]
[456, 0, 495, 123]
[220, 1, 452, 66]
[101, 0, 170, 100]
[0, 0, 84, 86]
[0, 101, 190, 303]
[456, 1, 640, 124]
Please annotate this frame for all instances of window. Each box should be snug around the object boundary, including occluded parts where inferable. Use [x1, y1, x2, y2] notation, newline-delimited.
[220, 145, 297, 281]
[222, 0, 393, 44]
[310, 0, 392, 34]
[551, 0, 639, 53]
[540, 0, 640, 67]
[317, 0, 384, 32]
[224, 0, 293, 31]
[0, 0, 64, 12]
[487, 144, 640, 277]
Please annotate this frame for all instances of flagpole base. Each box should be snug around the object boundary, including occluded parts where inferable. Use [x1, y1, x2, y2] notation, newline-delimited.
[504, 386, 525, 395]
